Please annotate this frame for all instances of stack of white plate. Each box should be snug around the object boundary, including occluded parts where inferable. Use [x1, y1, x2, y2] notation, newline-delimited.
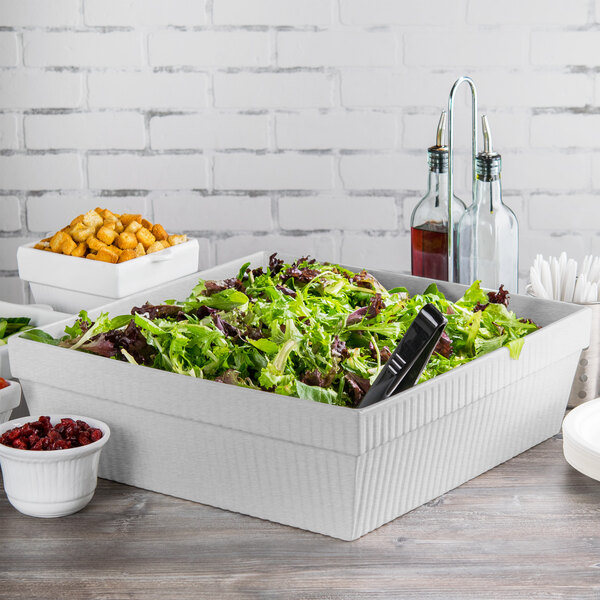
[563, 398, 600, 481]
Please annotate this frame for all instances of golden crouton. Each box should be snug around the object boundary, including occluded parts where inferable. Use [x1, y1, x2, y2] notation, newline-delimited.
[70, 214, 84, 228]
[124, 220, 142, 234]
[118, 249, 137, 263]
[50, 231, 69, 253]
[97, 225, 118, 245]
[151, 223, 168, 241]
[168, 234, 187, 246]
[35, 207, 189, 266]
[117, 231, 138, 250]
[120, 213, 142, 227]
[96, 246, 119, 264]
[136, 227, 155, 249]
[71, 242, 87, 258]
[83, 209, 104, 231]
[69, 222, 94, 243]
[87, 236, 107, 252]
[146, 241, 166, 254]
[61, 235, 77, 256]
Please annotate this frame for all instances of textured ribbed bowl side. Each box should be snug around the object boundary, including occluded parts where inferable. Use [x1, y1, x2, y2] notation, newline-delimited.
[0, 415, 110, 518]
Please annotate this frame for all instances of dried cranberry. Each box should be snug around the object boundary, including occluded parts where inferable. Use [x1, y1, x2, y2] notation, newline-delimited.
[90, 429, 103, 442]
[77, 432, 91, 446]
[0, 416, 103, 451]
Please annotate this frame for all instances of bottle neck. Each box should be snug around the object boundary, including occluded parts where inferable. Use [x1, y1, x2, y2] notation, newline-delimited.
[474, 176, 503, 211]
[426, 169, 448, 203]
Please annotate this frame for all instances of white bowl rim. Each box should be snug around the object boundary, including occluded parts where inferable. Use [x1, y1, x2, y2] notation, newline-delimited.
[0, 379, 22, 411]
[0, 414, 110, 459]
[0, 378, 20, 393]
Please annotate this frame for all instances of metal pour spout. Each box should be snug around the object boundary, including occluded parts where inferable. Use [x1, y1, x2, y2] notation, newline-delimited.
[435, 111, 447, 147]
[481, 115, 492, 153]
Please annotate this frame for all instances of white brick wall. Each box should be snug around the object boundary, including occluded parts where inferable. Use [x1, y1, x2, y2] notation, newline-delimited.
[23, 33, 144, 68]
[25, 113, 146, 150]
[275, 111, 397, 150]
[0, 0, 79, 27]
[83, 0, 206, 27]
[0, 155, 83, 191]
[212, 0, 333, 26]
[0, 1, 598, 303]
[340, 0, 460, 26]
[214, 73, 333, 108]
[214, 154, 334, 190]
[88, 155, 207, 190]
[149, 32, 270, 68]
[88, 73, 208, 109]
[278, 196, 398, 231]
[153, 195, 273, 232]
[466, 0, 589, 25]
[0, 114, 19, 150]
[0, 33, 19, 68]
[0, 71, 83, 109]
[277, 31, 397, 68]
[150, 114, 268, 150]
[0, 197, 21, 232]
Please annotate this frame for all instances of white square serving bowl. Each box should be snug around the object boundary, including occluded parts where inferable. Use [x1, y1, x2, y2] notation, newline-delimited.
[8, 252, 593, 540]
[0, 301, 71, 379]
[17, 238, 200, 313]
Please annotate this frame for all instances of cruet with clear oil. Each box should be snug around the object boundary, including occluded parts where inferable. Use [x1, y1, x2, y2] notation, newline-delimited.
[457, 115, 519, 291]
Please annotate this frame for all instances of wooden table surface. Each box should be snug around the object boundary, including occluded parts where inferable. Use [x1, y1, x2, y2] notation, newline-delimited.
[1, 433, 600, 600]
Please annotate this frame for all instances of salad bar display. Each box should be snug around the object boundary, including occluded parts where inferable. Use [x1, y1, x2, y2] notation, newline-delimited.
[8, 251, 591, 539]
[25, 255, 538, 408]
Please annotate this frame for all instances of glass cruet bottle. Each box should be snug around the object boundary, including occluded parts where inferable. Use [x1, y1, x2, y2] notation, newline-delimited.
[410, 111, 467, 281]
[457, 115, 519, 292]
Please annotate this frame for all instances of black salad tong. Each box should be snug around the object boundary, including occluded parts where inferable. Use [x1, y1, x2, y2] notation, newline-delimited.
[358, 303, 447, 409]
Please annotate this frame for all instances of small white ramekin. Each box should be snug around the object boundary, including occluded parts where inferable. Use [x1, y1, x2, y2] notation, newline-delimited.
[0, 414, 110, 518]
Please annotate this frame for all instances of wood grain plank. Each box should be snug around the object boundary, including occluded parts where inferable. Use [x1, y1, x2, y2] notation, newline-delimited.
[2, 436, 600, 599]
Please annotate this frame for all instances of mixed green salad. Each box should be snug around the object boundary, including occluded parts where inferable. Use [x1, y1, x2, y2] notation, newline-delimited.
[24, 255, 538, 407]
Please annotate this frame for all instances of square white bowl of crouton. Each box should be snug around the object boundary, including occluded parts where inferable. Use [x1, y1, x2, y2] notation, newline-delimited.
[17, 208, 199, 313]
